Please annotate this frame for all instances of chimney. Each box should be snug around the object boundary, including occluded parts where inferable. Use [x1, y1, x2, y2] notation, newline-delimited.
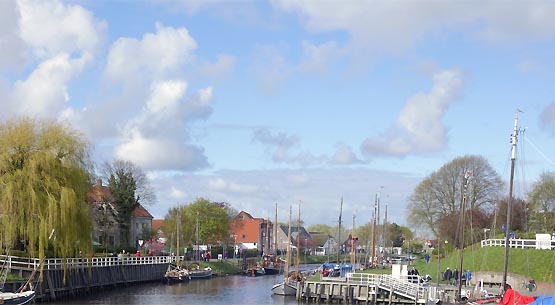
[96, 179, 102, 187]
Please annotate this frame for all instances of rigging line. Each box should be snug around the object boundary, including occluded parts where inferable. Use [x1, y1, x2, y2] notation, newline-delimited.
[523, 135, 555, 166]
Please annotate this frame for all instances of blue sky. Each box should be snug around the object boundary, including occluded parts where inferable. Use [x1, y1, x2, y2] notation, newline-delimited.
[2, 0, 555, 229]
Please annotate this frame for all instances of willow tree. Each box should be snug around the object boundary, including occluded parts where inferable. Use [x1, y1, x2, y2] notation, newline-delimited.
[0, 118, 93, 259]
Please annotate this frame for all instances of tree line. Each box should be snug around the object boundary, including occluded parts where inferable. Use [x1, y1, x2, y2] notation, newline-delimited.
[408, 155, 555, 247]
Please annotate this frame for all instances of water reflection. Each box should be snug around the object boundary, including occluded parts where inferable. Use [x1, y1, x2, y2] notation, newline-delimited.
[45, 273, 302, 305]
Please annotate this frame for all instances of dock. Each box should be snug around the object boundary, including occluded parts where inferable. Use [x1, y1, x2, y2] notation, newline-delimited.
[298, 273, 441, 304]
[1, 255, 170, 301]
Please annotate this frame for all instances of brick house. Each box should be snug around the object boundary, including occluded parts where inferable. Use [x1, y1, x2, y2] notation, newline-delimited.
[87, 179, 153, 249]
[231, 211, 273, 253]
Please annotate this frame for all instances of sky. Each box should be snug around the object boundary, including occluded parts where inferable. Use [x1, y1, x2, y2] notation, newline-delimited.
[2, 0, 555, 230]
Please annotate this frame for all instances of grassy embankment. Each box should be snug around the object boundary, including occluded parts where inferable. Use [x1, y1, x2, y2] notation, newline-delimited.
[360, 246, 555, 283]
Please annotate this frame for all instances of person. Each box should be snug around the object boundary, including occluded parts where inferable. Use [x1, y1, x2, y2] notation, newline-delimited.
[498, 283, 535, 305]
[444, 267, 452, 282]
[464, 270, 472, 287]
[424, 253, 431, 264]
[453, 268, 459, 286]
[135, 250, 141, 257]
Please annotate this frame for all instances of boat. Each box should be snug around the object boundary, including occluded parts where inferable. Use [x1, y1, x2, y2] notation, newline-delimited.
[495, 113, 552, 305]
[243, 264, 266, 277]
[0, 290, 36, 305]
[271, 204, 297, 296]
[188, 266, 213, 279]
[262, 255, 285, 275]
[164, 208, 190, 283]
[0, 255, 41, 305]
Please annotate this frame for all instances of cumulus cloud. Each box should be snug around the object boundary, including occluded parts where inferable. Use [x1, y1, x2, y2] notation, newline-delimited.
[105, 22, 197, 85]
[252, 128, 324, 165]
[9, 53, 90, 118]
[361, 68, 465, 157]
[17, 0, 105, 58]
[113, 80, 212, 171]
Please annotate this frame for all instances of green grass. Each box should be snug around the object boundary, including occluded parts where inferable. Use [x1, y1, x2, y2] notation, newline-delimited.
[363, 246, 555, 283]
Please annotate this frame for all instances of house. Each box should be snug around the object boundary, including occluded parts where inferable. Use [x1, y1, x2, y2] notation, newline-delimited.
[231, 211, 273, 253]
[87, 179, 153, 249]
[276, 225, 318, 255]
[309, 232, 338, 256]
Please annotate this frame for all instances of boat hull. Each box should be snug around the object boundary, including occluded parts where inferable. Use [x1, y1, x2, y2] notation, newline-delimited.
[271, 281, 297, 296]
[189, 268, 213, 279]
[263, 267, 281, 275]
[0, 290, 36, 305]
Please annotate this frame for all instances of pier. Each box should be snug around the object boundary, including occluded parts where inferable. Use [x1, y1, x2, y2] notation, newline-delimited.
[1, 255, 170, 301]
[298, 273, 439, 304]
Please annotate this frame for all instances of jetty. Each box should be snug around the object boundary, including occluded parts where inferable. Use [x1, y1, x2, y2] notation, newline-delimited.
[1, 254, 170, 301]
[297, 273, 443, 304]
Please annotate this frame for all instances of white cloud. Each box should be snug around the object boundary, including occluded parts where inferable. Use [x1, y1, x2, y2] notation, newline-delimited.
[115, 129, 208, 171]
[146, 168, 420, 227]
[361, 68, 465, 157]
[10, 53, 90, 118]
[17, 0, 105, 58]
[113, 80, 212, 171]
[331, 143, 363, 165]
[250, 43, 292, 94]
[272, 1, 555, 61]
[0, 1, 26, 70]
[105, 22, 197, 85]
[208, 178, 258, 194]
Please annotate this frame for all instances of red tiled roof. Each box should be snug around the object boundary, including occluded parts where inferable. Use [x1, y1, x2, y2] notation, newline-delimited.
[152, 219, 164, 231]
[86, 180, 113, 203]
[133, 203, 153, 218]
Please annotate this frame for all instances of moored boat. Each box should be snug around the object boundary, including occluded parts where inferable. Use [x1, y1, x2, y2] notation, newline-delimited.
[164, 264, 190, 283]
[189, 266, 212, 279]
[0, 290, 36, 305]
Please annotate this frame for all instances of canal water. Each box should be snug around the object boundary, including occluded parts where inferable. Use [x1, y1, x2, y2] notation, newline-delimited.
[46, 273, 305, 305]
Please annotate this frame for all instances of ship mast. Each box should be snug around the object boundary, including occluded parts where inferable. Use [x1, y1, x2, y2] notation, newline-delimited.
[370, 193, 377, 267]
[274, 203, 278, 255]
[337, 197, 343, 263]
[457, 170, 472, 301]
[503, 111, 521, 288]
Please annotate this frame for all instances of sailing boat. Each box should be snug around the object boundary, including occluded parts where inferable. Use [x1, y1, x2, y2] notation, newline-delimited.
[188, 211, 212, 279]
[271, 204, 297, 296]
[0, 255, 39, 305]
[164, 208, 190, 283]
[263, 203, 285, 275]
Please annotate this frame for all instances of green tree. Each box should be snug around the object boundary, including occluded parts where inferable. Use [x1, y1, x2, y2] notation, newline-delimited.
[408, 155, 503, 237]
[108, 169, 137, 247]
[0, 118, 93, 259]
[527, 172, 555, 233]
[164, 198, 233, 251]
[307, 224, 337, 237]
[101, 160, 156, 206]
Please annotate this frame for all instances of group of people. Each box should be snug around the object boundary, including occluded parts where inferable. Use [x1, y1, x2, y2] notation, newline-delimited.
[443, 267, 472, 286]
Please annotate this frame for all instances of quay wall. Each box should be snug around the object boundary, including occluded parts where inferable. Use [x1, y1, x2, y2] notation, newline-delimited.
[2, 255, 170, 302]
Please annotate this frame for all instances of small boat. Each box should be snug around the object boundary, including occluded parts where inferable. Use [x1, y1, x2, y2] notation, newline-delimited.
[189, 266, 212, 279]
[243, 265, 265, 277]
[164, 264, 190, 283]
[0, 290, 36, 305]
[262, 255, 284, 275]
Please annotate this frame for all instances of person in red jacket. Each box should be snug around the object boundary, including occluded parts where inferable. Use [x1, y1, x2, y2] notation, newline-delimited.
[498, 284, 535, 305]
